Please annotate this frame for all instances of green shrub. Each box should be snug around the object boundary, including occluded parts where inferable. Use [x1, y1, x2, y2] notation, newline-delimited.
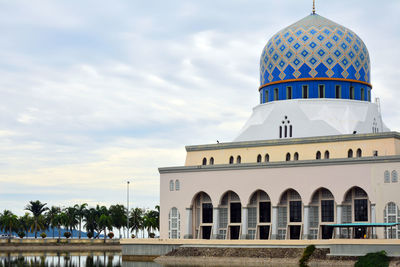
[107, 232, 114, 239]
[64, 232, 72, 239]
[355, 251, 389, 267]
[149, 233, 155, 238]
[40, 232, 47, 239]
[299, 245, 316, 267]
[87, 232, 93, 239]
[18, 232, 25, 239]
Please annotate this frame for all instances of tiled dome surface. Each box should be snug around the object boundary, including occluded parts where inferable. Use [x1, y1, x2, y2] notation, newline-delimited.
[260, 14, 371, 87]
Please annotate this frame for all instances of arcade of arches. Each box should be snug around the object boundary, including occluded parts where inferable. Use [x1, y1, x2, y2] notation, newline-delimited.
[167, 186, 392, 240]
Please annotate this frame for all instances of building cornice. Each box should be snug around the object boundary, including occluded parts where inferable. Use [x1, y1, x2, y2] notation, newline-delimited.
[185, 132, 400, 152]
[159, 155, 400, 174]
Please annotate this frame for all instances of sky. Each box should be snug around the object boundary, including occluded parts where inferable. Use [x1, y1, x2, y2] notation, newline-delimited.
[0, 0, 399, 215]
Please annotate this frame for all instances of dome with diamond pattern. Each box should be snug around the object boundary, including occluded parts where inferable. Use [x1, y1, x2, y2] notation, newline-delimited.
[260, 13, 371, 90]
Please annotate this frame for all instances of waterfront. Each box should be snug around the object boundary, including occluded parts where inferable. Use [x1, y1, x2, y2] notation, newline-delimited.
[0, 252, 125, 267]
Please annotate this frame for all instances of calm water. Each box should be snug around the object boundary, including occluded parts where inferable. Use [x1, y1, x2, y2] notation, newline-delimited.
[0, 252, 163, 267]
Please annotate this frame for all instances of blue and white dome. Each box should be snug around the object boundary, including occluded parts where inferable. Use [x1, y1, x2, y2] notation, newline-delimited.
[260, 14, 371, 90]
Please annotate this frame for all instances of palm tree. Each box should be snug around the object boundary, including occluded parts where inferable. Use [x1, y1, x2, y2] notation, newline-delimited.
[0, 210, 19, 241]
[45, 206, 60, 239]
[154, 205, 160, 231]
[25, 200, 48, 238]
[19, 213, 33, 238]
[143, 210, 158, 237]
[130, 208, 143, 238]
[109, 204, 126, 238]
[53, 212, 65, 240]
[98, 214, 112, 242]
[63, 207, 78, 238]
[83, 208, 97, 238]
[74, 203, 88, 239]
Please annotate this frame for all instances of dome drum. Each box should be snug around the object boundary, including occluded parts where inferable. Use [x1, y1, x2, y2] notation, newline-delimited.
[260, 80, 371, 104]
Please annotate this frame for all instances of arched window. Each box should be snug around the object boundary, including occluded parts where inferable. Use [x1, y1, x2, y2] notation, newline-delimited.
[236, 156, 241, 164]
[324, 150, 330, 159]
[348, 149, 353, 158]
[229, 156, 234, 164]
[257, 154, 262, 163]
[384, 170, 390, 183]
[279, 116, 292, 138]
[169, 180, 174, 191]
[209, 157, 214, 165]
[392, 171, 398, 183]
[384, 202, 400, 239]
[350, 86, 355, 99]
[316, 151, 321, 160]
[168, 207, 180, 239]
[175, 179, 180, 191]
[274, 88, 279, 100]
[202, 157, 207, 165]
[286, 153, 291, 161]
[294, 152, 299, 161]
[265, 153, 270, 162]
[356, 149, 362, 158]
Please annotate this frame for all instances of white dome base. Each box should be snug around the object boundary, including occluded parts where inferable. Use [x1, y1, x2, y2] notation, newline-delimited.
[234, 99, 389, 142]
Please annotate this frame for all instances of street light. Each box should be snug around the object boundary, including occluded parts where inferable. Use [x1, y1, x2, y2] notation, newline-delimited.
[127, 180, 130, 238]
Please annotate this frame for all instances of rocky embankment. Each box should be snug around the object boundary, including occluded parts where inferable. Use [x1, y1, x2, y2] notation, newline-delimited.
[155, 247, 358, 266]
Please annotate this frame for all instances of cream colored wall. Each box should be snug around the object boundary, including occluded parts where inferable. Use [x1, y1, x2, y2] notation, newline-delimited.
[185, 138, 399, 166]
[160, 160, 400, 239]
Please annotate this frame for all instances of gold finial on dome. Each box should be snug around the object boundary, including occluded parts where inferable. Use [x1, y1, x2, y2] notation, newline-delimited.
[312, 0, 316, 14]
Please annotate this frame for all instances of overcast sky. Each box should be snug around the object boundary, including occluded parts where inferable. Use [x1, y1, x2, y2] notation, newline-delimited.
[0, 0, 399, 215]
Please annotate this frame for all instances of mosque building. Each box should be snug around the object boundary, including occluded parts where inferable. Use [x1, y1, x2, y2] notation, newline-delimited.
[159, 7, 400, 240]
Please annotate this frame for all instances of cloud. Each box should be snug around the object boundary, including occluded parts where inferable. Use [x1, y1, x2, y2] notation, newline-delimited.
[0, 0, 399, 214]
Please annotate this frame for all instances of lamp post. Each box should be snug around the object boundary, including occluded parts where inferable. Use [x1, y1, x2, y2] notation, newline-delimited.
[127, 180, 130, 238]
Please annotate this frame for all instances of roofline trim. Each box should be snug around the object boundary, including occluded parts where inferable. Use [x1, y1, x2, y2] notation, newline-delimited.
[159, 155, 400, 174]
[185, 132, 400, 152]
[258, 78, 372, 91]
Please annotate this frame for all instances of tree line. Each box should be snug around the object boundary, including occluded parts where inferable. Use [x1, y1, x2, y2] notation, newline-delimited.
[0, 200, 159, 240]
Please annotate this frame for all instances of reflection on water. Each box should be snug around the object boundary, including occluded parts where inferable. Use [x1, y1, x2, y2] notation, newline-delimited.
[0, 252, 126, 267]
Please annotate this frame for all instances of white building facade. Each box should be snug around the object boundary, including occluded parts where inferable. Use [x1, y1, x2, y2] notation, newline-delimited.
[159, 12, 400, 240]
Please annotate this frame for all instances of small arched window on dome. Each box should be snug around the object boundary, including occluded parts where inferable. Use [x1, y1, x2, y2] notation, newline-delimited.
[265, 90, 269, 103]
[356, 149, 362, 158]
[229, 156, 234, 164]
[294, 152, 299, 161]
[324, 150, 330, 159]
[274, 88, 279, 101]
[265, 153, 270, 163]
[335, 85, 341, 99]
[348, 149, 353, 158]
[361, 88, 365, 101]
[286, 153, 291, 161]
[350, 86, 355, 100]
[175, 179, 180, 191]
[318, 84, 325, 98]
[209, 157, 214, 165]
[202, 157, 207, 165]
[384, 170, 390, 183]
[392, 171, 398, 183]
[287, 86, 292, 99]
[257, 154, 262, 163]
[236, 155, 241, 164]
[302, 85, 308, 98]
[316, 151, 321, 160]
[169, 180, 174, 191]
